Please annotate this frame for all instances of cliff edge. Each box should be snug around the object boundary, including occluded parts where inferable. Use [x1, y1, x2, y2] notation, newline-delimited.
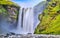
[0, 0, 20, 34]
[34, 0, 60, 34]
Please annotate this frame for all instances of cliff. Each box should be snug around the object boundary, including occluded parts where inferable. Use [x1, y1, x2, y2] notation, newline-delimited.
[33, 1, 47, 29]
[34, 0, 60, 34]
[0, 0, 20, 34]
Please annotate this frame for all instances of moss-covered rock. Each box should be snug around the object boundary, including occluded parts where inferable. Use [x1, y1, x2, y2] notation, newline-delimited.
[0, 0, 20, 17]
[0, 0, 20, 32]
[34, 0, 60, 35]
[0, 0, 19, 7]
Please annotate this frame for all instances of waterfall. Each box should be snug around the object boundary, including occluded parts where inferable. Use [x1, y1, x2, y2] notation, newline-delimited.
[0, 1, 47, 34]
[11, 7, 34, 34]
[23, 8, 34, 34]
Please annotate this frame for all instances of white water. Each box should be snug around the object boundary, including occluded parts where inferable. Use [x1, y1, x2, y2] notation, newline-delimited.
[23, 8, 34, 34]
[11, 1, 46, 34]
[11, 7, 34, 34]
[0, 1, 46, 34]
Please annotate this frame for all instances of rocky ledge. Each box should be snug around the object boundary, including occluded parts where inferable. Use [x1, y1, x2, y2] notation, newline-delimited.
[0, 34, 60, 38]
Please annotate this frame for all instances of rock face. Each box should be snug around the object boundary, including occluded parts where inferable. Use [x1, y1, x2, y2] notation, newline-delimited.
[33, 1, 47, 30]
[0, 0, 20, 34]
[0, 34, 60, 38]
[34, 0, 60, 34]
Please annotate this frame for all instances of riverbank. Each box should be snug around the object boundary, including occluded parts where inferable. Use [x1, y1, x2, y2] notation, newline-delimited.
[0, 34, 60, 38]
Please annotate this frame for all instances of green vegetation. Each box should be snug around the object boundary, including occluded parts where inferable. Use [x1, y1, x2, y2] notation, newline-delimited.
[0, 6, 8, 17]
[34, 0, 60, 35]
[0, 0, 19, 20]
[0, 1, 19, 7]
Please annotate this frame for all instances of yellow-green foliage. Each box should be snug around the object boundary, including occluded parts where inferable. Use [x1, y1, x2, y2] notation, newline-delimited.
[0, 1, 19, 7]
[0, 6, 8, 17]
[0, 0, 19, 18]
[34, 0, 60, 34]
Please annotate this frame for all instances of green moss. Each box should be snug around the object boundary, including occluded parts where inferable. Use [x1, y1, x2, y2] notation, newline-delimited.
[0, 6, 8, 17]
[0, 0, 20, 18]
[0, 1, 19, 7]
[34, 0, 60, 34]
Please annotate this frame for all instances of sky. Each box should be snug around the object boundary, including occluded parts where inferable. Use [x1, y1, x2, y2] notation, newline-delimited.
[12, 0, 45, 8]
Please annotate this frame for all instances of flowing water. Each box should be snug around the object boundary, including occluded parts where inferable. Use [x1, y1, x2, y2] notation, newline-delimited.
[0, 2, 46, 34]
[11, 7, 34, 34]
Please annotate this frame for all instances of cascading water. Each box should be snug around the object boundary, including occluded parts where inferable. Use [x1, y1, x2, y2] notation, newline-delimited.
[11, 7, 34, 34]
[11, 1, 47, 34]
[23, 8, 34, 34]
[0, 1, 46, 34]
